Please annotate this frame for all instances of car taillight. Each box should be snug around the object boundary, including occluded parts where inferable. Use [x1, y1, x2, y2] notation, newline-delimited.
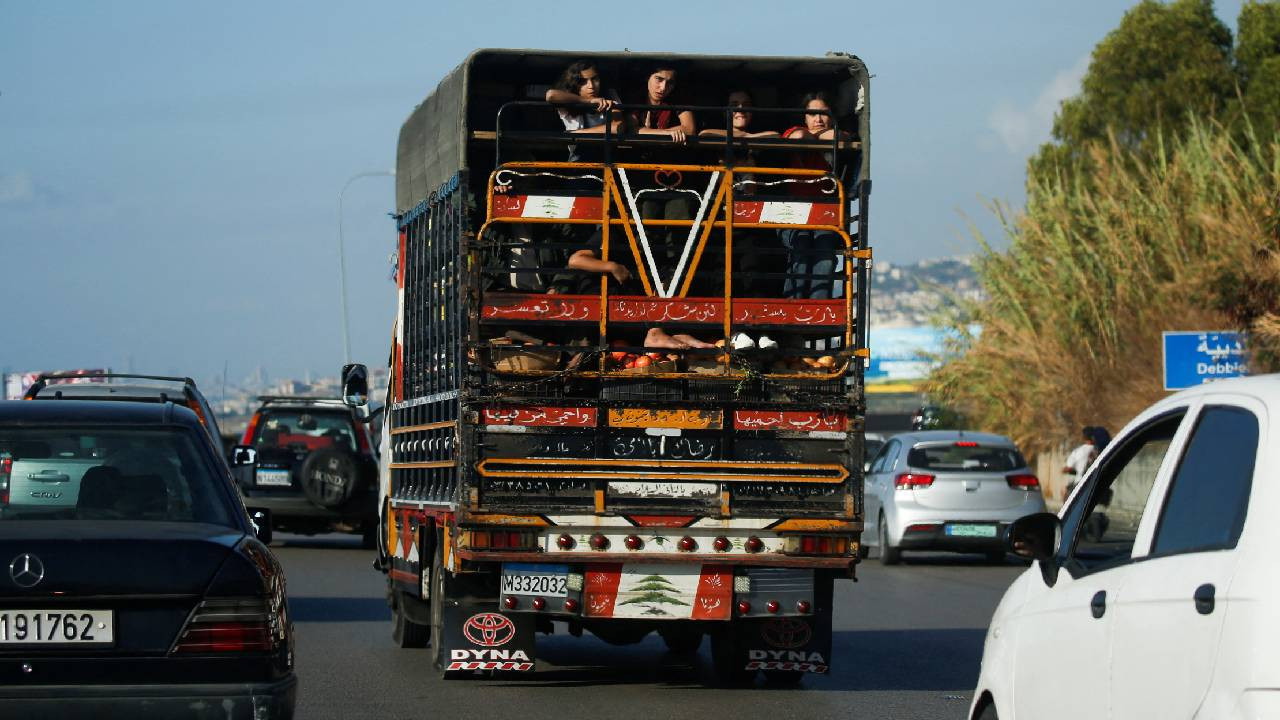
[0, 456, 10, 505]
[954, 441, 978, 447]
[172, 598, 276, 653]
[1006, 473, 1040, 490]
[895, 472, 935, 489]
[784, 534, 852, 556]
[462, 529, 538, 550]
[241, 413, 262, 445]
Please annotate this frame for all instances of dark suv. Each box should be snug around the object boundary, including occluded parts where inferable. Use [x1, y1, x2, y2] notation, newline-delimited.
[24, 373, 225, 447]
[236, 397, 378, 546]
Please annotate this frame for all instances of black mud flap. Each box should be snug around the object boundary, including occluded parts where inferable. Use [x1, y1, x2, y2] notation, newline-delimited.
[439, 597, 538, 674]
[740, 608, 833, 674]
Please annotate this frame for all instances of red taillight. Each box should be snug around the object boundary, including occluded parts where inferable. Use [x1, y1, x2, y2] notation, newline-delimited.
[589, 533, 609, 551]
[563, 598, 579, 613]
[678, 536, 697, 552]
[713, 536, 731, 552]
[1006, 473, 1040, 490]
[466, 530, 537, 550]
[744, 536, 764, 553]
[241, 413, 262, 445]
[0, 456, 10, 505]
[172, 598, 276, 654]
[766, 600, 780, 614]
[531, 597, 546, 611]
[954, 441, 978, 447]
[624, 535, 643, 550]
[895, 473, 935, 489]
[737, 600, 751, 615]
[792, 535, 851, 556]
[503, 596, 518, 610]
[557, 534, 574, 550]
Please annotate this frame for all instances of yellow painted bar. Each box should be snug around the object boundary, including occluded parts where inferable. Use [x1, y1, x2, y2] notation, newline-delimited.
[389, 461, 457, 470]
[463, 513, 550, 527]
[391, 420, 457, 436]
[771, 518, 861, 532]
[607, 408, 723, 430]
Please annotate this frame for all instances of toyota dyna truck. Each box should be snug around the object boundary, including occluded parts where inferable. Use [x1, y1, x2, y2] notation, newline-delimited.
[341, 49, 873, 684]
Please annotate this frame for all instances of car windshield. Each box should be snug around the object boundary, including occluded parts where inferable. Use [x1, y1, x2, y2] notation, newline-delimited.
[253, 409, 357, 452]
[906, 442, 1025, 472]
[0, 426, 237, 525]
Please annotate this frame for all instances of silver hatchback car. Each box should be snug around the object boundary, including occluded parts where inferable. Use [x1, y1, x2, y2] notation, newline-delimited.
[863, 430, 1046, 564]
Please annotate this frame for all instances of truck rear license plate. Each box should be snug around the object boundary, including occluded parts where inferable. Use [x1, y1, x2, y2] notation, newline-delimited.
[0, 610, 114, 645]
[256, 469, 291, 487]
[945, 524, 997, 538]
[502, 563, 569, 597]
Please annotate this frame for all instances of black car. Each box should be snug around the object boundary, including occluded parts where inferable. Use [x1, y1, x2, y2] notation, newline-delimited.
[235, 397, 378, 547]
[0, 400, 296, 719]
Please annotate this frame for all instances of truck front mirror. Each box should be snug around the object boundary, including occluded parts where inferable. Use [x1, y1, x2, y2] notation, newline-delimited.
[341, 363, 369, 408]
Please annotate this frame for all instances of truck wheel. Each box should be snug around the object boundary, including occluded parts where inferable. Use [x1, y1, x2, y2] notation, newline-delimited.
[710, 628, 756, 687]
[878, 514, 901, 565]
[429, 546, 466, 679]
[391, 592, 429, 648]
[763, 669, 805, 685]
[658, 627, 702, 656]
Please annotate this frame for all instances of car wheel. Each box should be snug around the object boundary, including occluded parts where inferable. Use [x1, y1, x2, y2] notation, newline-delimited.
[878, 514, 901, 565]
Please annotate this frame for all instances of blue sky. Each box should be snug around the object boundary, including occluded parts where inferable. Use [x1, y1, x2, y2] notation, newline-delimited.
[0, 1, 1247, 383]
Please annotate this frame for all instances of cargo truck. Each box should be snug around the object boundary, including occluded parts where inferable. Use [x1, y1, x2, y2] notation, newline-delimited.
[341, 48, 872, 684]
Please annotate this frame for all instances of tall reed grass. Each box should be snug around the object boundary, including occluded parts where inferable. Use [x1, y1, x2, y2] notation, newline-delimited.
[927, 120, 1280, 454]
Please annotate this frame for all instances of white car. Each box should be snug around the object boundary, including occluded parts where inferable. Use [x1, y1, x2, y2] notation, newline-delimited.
[970, 374, 1278, 719]
[863, 430, 1046, 564]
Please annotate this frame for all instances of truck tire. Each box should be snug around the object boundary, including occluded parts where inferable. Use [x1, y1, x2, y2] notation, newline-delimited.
[300, 448, 363, 511]
[710, 627, 756, 687]
[878, 514, 901, 565]
[391, 592, 429, 648]
[429, 543, 467, 679]
[658, 627, 702, 656]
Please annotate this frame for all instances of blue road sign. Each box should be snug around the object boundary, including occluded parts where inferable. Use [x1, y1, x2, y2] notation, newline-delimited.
[1162, 331, 1248, 390]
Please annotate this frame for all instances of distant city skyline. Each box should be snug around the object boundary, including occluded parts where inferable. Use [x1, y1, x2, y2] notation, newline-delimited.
[1, 2, 1248, 378]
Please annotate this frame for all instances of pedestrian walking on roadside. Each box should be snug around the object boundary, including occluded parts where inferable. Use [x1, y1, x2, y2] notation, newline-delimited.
[1061, 426, 1098, 500]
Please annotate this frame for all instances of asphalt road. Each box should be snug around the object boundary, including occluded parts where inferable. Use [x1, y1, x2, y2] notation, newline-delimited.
[274, 534, 1023, 720]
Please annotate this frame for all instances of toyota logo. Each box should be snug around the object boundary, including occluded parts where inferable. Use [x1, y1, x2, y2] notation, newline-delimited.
[9, 554, 45, 589]
[462, 612, 515, 647]
[761, 616, 812, 650]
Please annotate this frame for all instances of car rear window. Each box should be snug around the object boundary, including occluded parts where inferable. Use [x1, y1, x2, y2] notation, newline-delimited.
[906, 442, 1025, 472]
[0, 427, 237, 526]
[253, 410, 357, 452]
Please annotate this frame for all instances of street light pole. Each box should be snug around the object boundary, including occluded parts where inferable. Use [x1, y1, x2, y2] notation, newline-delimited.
[338, 170, 395, 365]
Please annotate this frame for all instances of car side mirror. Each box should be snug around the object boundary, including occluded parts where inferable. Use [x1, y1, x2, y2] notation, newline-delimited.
[246, 507, 273, 544]
[1005, 512, 1060, 562]
[230, 445, 257, 467]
